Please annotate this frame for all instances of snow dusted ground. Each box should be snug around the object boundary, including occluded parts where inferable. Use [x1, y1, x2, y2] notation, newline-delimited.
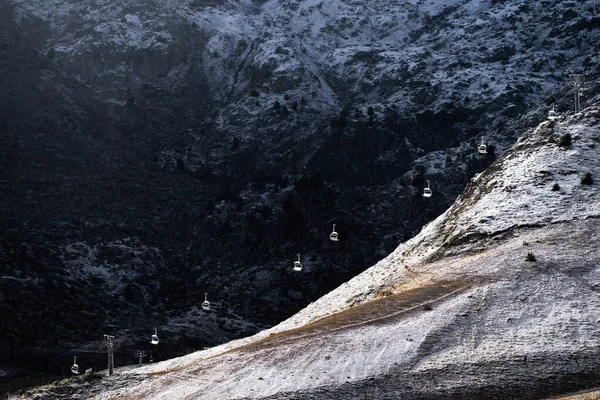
[24, 107, 600, 399]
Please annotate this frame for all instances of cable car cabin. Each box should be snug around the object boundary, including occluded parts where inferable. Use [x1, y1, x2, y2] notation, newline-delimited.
[478, 138, 487, 154]
[293, 254, 303, 271]
[71, 356, 79, 375]
[423, 180, 432, 198]
[202, 293, 211, 311]
[548, 106, 559, 121]
[330, 224, 339, 242]
[151, 328, 159, 345]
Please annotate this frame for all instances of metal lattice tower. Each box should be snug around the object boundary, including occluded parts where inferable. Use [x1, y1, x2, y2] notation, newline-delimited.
[569, 74, 583, 113]
[103, 334, 115, 376]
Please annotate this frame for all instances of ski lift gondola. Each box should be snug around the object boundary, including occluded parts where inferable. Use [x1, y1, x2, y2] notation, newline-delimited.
[71, 356, 79, 375]
[330, 224, 339, 242]
[547, 105, 559, 120]
[478, 137, 487, 154]
[423, 180, 432, 198]
[150, 327, 159, 345]
[202, 293, 210, 311]
[293, 253, 303, 271]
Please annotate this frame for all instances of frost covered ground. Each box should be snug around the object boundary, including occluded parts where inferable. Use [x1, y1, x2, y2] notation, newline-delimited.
[22, 106, 600, 398]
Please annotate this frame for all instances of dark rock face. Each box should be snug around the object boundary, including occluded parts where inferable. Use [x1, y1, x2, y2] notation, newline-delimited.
[1, 0, 599, 386]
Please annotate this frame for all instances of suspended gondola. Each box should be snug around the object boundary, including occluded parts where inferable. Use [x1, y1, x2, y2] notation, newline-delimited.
[478, 137, 487, 154]
[548, 105, 559, 120]
[151, 327, 159, 345]
[71, 356, 79, 375]
[293, 254, 303, 271]
[423, 180, 432, 198]
[202, 293, 211, 311]
[330, 224, 339, 242]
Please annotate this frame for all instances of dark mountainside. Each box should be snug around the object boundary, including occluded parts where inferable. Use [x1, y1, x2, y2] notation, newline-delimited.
[1, 0, 599, 387]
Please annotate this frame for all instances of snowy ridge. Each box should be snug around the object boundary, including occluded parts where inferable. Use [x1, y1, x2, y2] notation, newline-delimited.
[11, 0, 600, 136]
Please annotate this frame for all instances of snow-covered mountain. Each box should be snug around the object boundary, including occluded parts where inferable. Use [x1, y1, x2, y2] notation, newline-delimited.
[23, 103, 600, 399]
[2, 0, 600, 389]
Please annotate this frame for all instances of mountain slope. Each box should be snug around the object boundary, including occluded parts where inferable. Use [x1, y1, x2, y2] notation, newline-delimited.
[25, 106, 600, 399]
[3, 0, 600, 385]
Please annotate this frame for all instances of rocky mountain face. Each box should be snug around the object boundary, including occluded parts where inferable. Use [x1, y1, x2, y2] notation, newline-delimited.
[23, 101, 600, 399]
[1, 0, 600, 386]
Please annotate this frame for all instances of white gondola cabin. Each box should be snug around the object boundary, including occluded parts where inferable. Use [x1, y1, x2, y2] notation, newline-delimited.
[202, 293, 210, 311]
[151, 327, 159, 345]
[71, 356, 79, 375]
[423, 180, 432, 198]
[330, 224, 339, 242]
[548, 105, 559, 121]
[478, 138, 487, 154]
[293, 254, 303, 271]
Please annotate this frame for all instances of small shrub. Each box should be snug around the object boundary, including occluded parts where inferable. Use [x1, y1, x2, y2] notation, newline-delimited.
[581, 172, 593, 185]
[548, 134, 556, 143]
[559, 133, 572, 148]
[250, 89, 259, 97]
[525, 252, 536, 262]
[423, 303, 433, 311]
[552, 183, 560, 191]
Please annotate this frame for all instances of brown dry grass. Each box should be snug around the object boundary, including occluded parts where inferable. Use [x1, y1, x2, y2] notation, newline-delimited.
[220, 280, 470, 354]
[553, 391, 600, 400]
[146, 280, 471, 378]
